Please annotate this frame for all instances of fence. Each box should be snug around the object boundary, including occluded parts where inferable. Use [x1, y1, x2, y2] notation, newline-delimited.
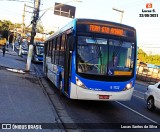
[136, 65, 160, 83]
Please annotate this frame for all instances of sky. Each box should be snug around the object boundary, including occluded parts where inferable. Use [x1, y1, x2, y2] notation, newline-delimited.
[0, 0, 160, 54]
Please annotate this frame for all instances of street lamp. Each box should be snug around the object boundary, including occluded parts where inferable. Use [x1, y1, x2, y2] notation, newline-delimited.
[112, 7, 124, 23]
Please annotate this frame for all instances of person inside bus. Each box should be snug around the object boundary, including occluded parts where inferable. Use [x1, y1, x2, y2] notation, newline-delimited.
[108, 54, 119, 68]
[77, 54, 85, 72]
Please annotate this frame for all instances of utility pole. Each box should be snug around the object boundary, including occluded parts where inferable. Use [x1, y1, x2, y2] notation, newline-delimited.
[26, 0, 41, 71]
[20, 4, 34, 56]
[112, 8, 124, 23]
[30, 0, 41, 45]
[22, 4, 26, 34]
[22, 4, 34, 33]
[19, 4, 26, 56]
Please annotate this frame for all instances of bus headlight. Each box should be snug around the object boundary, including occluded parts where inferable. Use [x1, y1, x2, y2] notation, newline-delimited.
[123, 82, 133, 91]
[76, 77, 87, 89]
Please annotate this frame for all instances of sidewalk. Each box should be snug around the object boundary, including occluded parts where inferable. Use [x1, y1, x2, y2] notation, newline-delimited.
[0, 46, 28, 71]
[0, 47, 63, 131]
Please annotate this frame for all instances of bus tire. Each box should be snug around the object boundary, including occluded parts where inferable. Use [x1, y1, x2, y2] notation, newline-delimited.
[59, 80, 63, 96]
[59, 75, 64, 97]
[32, 57, 35, 63]
[45, 66, 48, 79]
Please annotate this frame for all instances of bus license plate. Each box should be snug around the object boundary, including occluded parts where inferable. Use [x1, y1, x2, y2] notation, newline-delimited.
[99, 95, 110, 99]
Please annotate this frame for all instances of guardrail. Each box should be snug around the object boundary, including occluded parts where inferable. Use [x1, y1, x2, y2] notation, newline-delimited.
[136, 65, 160, 83]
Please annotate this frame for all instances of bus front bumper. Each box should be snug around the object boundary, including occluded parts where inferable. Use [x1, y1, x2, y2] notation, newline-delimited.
[70, 83, 134, 101]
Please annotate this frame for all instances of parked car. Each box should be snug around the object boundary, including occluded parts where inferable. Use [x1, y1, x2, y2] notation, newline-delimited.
[21, 48, 28, 55]
[144, 82, 160, 111]
[21, 41, 28, 55]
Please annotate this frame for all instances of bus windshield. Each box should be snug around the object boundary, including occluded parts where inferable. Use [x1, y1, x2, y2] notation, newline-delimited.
[36, 46, 44, 55]
[77, 36, 135, 76]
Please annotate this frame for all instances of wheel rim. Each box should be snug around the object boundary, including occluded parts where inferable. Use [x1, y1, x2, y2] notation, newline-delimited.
[147, 99, 153, 109]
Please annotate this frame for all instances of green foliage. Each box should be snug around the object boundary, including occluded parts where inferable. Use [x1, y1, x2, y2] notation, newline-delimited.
[0, 20, 12, 31]
[15, 23, 22, 28]
[36, 23, 44, 33]
[48, 31, 54, 35]
[0, 20, 23, 40]
[138, 48, 160, 65]
[0, 20, 12, 39]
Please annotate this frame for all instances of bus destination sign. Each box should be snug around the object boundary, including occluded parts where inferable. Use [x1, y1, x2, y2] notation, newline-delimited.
[89, 24, 124, 36]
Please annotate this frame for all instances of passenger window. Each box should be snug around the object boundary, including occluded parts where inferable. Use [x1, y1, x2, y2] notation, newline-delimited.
[51, 39, 56, 64]
[59, 34, 66, 67]
[158, 84, 160, 89]
[54, 36, 61, 65]
[48, 41, 52, 57]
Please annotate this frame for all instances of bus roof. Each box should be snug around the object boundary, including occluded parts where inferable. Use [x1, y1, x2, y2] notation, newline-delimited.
[45, 18, 136, 42]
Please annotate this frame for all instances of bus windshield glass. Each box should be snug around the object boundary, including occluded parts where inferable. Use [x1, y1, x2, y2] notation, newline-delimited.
[77, 36, 135, 76]
[36, 46, 44, 55]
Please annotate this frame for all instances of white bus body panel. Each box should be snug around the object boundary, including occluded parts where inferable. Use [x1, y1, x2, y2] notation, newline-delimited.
[46, 57, 57, 85]
[70, 83, 134, 101]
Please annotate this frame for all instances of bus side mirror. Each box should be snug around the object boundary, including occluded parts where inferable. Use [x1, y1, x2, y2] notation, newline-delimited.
[68, 36, 75, 51]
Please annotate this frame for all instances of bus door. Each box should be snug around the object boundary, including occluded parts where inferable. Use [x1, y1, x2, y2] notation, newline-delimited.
[64, 35, 74, 95]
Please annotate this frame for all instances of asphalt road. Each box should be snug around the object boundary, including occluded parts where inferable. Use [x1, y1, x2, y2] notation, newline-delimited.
[13, 43, 160, 131]
[13, 47, 156, 131]
[32, 62, 160, 131]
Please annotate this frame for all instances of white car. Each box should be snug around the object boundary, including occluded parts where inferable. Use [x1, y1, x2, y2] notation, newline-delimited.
[144, 82, 160, 111]
[21, 48, 28, 55]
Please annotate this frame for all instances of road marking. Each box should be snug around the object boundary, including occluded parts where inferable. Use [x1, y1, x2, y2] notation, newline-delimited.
[133, 90, 145, 100]
[116, 101, 160, 125]
[133, 94, 144, 100]
[134, 89, 144, 95]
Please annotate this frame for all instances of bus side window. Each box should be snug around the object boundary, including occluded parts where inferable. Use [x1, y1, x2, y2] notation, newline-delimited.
[51, 39, 56, 64]
[47, 41, 50, 57]
[59, 34, 66, 67]
[44, 42, 47, 56]
[49, 40, 53, 57]
[55, 36, 61, 65]
[47, 40, 52, 57]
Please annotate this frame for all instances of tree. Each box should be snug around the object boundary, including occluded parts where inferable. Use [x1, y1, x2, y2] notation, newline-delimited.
[48, 31, 54, 35]
[0, 20, 13, 40]
[0, 19, 28, 40]
[36, 23, 44, 33]
[138, 48, 160, 66]
[0, 20, 12, 31]
[15, 23, 22, 28]
[138, 48, 147, 62]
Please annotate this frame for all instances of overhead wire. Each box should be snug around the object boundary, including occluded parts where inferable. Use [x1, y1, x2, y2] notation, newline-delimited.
[0, 0, 33, 3]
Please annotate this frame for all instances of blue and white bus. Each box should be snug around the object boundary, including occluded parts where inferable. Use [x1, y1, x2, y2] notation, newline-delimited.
[43, 19, 137, 101]
[32, 41, 44, 62]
